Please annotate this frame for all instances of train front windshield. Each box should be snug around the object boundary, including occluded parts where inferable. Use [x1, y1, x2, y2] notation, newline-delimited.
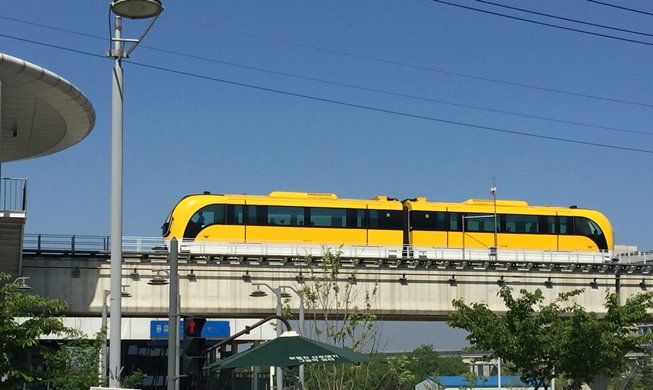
[161, 212, 172, 237]
[574, 217, 608, 251]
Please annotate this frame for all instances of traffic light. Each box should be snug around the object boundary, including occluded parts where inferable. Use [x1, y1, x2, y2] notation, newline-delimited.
[182, 316, 206, 375]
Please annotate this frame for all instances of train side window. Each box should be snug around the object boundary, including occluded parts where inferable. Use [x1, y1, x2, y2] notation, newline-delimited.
[368, 210, 402, 230]
[559, 216, 571, 234]
[309, 207, 347, 227]
[347, 209, 365, 228]
[410, 211, 433, 231]
[448, 212, 460, 231]
[379, 210, 403, 230]
[195, 204, 225, 226]
[573, 217, 593, 236]
[227, 205, 244, 224]
[505, 219, 516, 233]
[540, 216, 555, 234]
[505, 214, 539, 233]
[269, 206, 303, 226]
[410, 211, 447, 231]
[463, 214, 494, 232]
[247, 206, 258, 225]
[435, 212, 447, 230]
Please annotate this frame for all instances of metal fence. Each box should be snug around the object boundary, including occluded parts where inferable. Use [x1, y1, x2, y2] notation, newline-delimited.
[23, 233, 166, 254]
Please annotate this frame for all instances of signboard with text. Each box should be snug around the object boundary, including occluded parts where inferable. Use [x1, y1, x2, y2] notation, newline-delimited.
[150, 320, 229, 340]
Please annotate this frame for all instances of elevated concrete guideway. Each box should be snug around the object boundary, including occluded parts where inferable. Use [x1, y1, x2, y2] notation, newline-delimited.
[0, 53, 95, 278]
[19, 235, 653, 321]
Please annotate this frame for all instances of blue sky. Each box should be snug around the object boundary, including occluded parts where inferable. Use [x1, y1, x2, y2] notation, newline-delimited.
[3, 0, 653, 350]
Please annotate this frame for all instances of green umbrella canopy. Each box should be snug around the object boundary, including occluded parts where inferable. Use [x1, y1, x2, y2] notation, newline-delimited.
[208, 331, 380, 370]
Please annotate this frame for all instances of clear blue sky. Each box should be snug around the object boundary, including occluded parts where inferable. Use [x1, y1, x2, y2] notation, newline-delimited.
[3, 0, 653, 351]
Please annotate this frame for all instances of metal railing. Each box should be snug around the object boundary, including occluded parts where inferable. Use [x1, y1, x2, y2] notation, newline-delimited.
[0, 177, 27, 211]
[21, 233, 616, 267]
[23, 233, 167, 254]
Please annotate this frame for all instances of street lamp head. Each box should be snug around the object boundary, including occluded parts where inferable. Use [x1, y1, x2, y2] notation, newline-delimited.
[148, 270, 170, 286]
[120, 285, 132, 298]
[280, 290, 292, 299]
[13, 277, 31, 291]
[490, 185, 496, 195]
[110, 0, 163, 19]
[250, 288, 268, 297]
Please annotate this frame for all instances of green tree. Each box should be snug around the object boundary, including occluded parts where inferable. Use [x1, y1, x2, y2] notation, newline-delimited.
[405, 344, 440, 381]
[41, 331, 103, 390]
[300, 247, 381, 390]
[121, 369, 148, 389]
[436, 355, 468, 376]
[448, 286, 653, 390]
[0, 273, 70, 390]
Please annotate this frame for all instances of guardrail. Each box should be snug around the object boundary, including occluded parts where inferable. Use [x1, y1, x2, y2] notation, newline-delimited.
[22, 233, 616, 267]
[1, 177, 27, 211]
[23, 233, 166, 254]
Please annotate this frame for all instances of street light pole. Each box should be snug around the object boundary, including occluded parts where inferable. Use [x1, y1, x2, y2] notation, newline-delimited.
[490, 181, 497, 248]
[108, 15, 124, 387]
[282, 286, 305, 388]
[107, 1, 162, 387]
[250, 283, 290, 390]
[100, 289, 110, 385]
[167, 240, 179, 390]
[498, 357, 501, 390]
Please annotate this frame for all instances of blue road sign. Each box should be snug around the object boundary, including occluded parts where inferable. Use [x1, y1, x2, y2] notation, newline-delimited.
[151, 320, 230, 339]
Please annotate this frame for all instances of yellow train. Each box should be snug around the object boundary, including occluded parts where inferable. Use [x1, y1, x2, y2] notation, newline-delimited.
[162, 191, 613, 260]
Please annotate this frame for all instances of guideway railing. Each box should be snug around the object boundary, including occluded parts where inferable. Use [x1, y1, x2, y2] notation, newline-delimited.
[22, 233, 166, 256]
[22, 233, 613, 265]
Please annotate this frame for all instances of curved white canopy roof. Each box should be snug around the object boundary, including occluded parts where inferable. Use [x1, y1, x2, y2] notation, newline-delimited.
[0, 53, 95, 162]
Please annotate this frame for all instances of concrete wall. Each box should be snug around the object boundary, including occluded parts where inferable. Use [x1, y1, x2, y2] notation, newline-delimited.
[21, 256, 649, 320]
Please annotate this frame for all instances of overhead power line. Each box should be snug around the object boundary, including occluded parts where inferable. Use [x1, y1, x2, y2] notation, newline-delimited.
[129, 59, 653, 154]
[1, 28, 652, 154]
[2, 16, 651, 138]
[477, 0, 653, 39]
[587, 0, 653, 17]
[432, 0, 653, 48]
[4, 12, 653, 113]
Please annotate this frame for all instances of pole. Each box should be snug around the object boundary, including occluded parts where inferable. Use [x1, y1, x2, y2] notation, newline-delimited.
[298, 293, 304, 389]
[109, 15, 124, 388]
[275, 288, 282, 390]
[0, 80, 3, 203]
[285, 287, 304, 388]
[491, 182, 497, 247]
[167, 238, 179, 390]
[101, 290, 110, 385]
[462, 215, 466, 261]
[498, 357, 501, 390]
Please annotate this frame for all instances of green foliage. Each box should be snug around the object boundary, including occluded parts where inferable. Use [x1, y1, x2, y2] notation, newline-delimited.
[461, 371, 485, 389]
[448, 286, 653, 390]
[121, 368, 148, 389]
[436, 355, 468, 376]
[0, 273, 70, 390]
[405, 344, 440, 381]
[41, 331, 103, 390]
[300, 247, 381, 390]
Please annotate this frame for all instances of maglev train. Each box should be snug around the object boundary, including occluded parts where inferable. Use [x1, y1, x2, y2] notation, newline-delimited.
[161, 191, 613, 260]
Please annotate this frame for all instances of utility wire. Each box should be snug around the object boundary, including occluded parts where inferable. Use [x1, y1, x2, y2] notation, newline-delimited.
[125, 58, 653, 155]
[587, 0, 653, 17]
[477, 0, 653, 39]
[432, 0, 653, 48]
[1, 31, 652, 154]
[163, 8, 653, 109]
[3, 16, 651, 137]
[5, 12, 653, 112]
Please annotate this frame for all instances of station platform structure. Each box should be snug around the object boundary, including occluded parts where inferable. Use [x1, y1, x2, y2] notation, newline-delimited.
[0, 53, 95, 279]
